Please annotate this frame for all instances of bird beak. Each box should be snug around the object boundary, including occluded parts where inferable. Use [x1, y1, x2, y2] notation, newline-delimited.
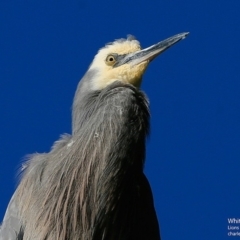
[115, 32, 189, 67]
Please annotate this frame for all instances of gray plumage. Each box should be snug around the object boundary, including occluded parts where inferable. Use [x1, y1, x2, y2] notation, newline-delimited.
[0, 32, 188, 240]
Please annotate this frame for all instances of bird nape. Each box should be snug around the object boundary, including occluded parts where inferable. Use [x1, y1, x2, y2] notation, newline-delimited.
[0, 32, 189, 240]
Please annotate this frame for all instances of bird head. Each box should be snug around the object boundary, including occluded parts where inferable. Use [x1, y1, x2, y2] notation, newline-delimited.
[88, 32, 189, 90]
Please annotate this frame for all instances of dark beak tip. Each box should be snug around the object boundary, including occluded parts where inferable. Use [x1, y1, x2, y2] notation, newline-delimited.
[183, 32, 190, 38]
[177, 32, 190, 41]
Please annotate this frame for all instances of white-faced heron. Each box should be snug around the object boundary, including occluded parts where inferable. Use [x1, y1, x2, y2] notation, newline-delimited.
[0, 32, 189, 240]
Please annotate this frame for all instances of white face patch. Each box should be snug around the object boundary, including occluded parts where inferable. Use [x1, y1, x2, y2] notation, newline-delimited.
[88, 38, 149, 90]
[90, 39, 141, 71]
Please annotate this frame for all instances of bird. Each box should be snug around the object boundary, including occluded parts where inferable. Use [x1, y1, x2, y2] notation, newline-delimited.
[0, 32, 188, 240]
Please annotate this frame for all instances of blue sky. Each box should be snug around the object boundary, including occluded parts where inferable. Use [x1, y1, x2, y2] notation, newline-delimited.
[0, 1, 240, 239]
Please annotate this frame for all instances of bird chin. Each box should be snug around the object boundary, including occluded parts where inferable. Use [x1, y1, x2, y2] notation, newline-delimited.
[127, 61, 148, 87]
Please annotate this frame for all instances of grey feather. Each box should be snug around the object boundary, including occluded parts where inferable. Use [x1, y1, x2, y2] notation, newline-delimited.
[1, 80, 159, 239]
[0, 194, 23, 240]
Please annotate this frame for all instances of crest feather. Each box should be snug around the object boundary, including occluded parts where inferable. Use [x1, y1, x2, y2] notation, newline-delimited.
[104, 34, 140, 50]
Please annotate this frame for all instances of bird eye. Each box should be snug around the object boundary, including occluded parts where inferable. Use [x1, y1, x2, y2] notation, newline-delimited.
[105, 54, 117, 66]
